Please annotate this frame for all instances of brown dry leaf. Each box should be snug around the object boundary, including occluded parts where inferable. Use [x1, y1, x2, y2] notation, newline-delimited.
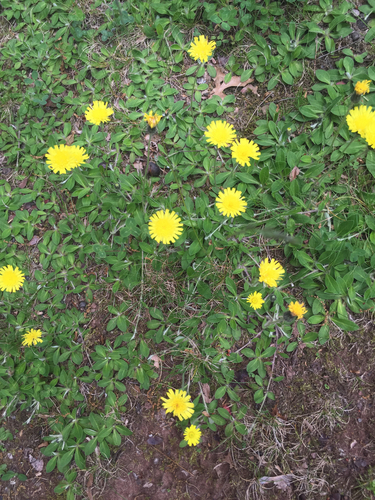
[223, 451, 234, 469]
[18, 177, 28, 188]
[29, 235, 41, 246]
[210, 68, 254, 99]
[201, 383, 212, 403]
[289, 166, 300, 181]
[150, 354, 162, 369]
[241, 84, 259, 96]
[66, 132, 75, 146]
[86, 473, 94, 488]
[202, 410, 210, 417]
[133, 161, 143, 173]
[38, 442, 48, 448]
[31, 155, 44, 159]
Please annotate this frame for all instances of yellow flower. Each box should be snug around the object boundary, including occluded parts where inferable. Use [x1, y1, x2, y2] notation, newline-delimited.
[231, 138, 260, 166]
[215, 187, 247, 217]
[354, 80, 371, 95]
[364, 121, 375, 149]
[258, 258, 285, 287]
[0, 265, 25, 293]
[45, 144, 89, 174]
[85, 101, 114, 125]
[204, 120, 236, 148]
[346, 106, 375, 138]
[144, 110, 162, 128]
[148, 209, 183, 244]
[246, 291, 264, 310]
[161, 389, 194, 421]
[187, 35, 216, 63]
[288, 301, 307, 320]
[22, 329, 43, 347]
[184, 425, 201, 446]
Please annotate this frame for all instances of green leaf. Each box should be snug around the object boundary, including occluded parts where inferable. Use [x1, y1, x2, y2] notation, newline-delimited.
[225, 277, 237, 295]
[84, 438, 97, 456]
[366, 150, 375, 178]
[307, 315, 325, 325]
[331, 317, 359, 331]
[214, 386, 226, 399]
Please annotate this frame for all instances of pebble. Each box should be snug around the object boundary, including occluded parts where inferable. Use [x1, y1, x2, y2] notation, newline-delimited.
[79, 301, 86, 309]
[147, 162, 161, 177]
[351, 31, 360, 41]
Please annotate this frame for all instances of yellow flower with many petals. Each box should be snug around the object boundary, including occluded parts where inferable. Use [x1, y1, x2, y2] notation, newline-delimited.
[148, 209, 183, 244]
[22, 329, 43, 347]
[288, 301, 307, 320]
[85, 101, 114, 125]
[215, 188, 247, 218]
[0, 265, 25, 293]
[161, 389, 194, 421]
[231, 138, 260, 166]
[144, 110, 162, 128]
[258, 258, 285, 287]
[354, 80, 371, 95]
[346, 106, 375, 138]
[204, 120, 236, 148]
[364, 121, 375, 149]
[45, 144, 89, 174]
[184, 425, 201, 446]
[246, 291, 264, 310]
[188, 35, 216, 63]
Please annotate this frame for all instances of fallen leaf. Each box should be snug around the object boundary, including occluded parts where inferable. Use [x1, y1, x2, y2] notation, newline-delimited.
[201, 383, 212, 403]
[210, 68, 254, 99]
[223, 451, 234, 468]
[150, 354, 162, 369]
[202, 410, 210, 417]
[18, 177, 28, 188]
[29, 454, 44, 472]
[29, 235, 41, 246]
[259, 474, 293, 491]
[241, 84, 259, 96]
[66, 132, 75, 146]
[289, 166, 300, 181]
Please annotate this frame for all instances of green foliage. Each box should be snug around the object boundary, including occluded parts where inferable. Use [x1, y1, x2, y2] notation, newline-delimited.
[0, 0, 374, 496]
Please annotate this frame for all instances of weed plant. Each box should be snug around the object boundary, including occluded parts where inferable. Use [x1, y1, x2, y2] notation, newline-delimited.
[0, 0, 375, 497]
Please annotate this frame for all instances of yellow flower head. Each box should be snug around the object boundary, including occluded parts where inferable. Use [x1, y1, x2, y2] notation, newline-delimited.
[215, 187, 247, 218]
[187, 35, 216, 63]
[45, 144, 89, 174]
[0, 265, 25, 293]
[246, 291, 264, 310]
[85, 101, 114, 125]
[184, 425, 202, 446]
[22, 329, 43, 347]
[259, 258, 285, 287]
[354, 80, 371, 95]
[346, 106, 375, 138]
[364, 121, 375, 149]
[144, 110, 162, 128]
[161, 389, 194, 421]
[148, 209, 183, 245]
[204, 120, 236, 148]
[231, 138, 260, 166]
[288, 301, 307, 320]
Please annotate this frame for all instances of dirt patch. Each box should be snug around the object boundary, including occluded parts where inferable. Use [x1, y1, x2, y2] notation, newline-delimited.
[240, 326, 375, 499]
[0, 413, 64, 500]
[103, 405, 237, 500]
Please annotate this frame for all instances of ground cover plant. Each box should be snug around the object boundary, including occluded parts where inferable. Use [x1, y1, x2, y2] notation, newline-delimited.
[0, 0, 375, 498]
